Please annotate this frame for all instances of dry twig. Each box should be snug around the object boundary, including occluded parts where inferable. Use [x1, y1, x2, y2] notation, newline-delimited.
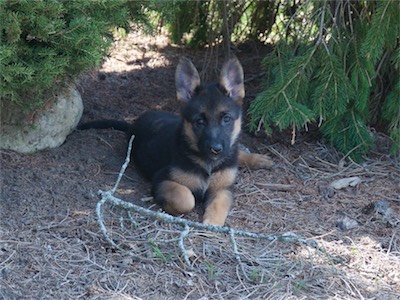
[254, 182, 296, 192]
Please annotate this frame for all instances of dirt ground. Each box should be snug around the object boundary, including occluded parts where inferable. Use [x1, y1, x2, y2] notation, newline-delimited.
[1, 31, 400, 300]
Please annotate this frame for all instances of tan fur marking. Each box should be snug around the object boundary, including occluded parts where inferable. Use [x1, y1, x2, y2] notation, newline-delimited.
[183, 120, 199, 152]
[170, 168, 208, 192]
[209, 167, 238, 191]
[202, 168, 237, 226]
[203, 189, 233, 226]
[238, 150, 273, 169]
[230, 116, 242, 146]
[158, 181, 195, 215]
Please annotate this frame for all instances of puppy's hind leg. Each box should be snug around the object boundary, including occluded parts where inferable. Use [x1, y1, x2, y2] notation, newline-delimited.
[238, 149, 273, 170]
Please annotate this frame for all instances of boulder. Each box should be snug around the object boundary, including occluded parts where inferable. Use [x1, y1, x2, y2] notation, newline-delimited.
[0, 85, 83, 153]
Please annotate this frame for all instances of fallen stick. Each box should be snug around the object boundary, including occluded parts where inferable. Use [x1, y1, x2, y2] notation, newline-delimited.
[329, 176, 361, 189]
[255, 182, 296, 192]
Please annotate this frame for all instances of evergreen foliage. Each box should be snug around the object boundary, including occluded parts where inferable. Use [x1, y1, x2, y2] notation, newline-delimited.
[249, 0, 399, 160]
[161, 0, 209, 47]
[152, 0, 277, 47]
[0, 0, 145, 113]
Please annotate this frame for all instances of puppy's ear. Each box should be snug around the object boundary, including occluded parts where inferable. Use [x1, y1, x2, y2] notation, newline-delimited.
[175, 57, 201, 102]
[220, 56, 245, 104]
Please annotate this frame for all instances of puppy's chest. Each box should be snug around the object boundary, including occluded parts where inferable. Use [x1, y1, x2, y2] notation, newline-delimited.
[169, 166, 238, 201]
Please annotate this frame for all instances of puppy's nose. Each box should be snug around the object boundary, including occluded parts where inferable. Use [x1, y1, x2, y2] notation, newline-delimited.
[210, 143, 223, 154]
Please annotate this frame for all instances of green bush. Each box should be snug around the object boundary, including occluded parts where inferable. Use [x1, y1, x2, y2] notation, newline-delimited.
[0, 0, 140, 113]
[249, 0, 400, 160]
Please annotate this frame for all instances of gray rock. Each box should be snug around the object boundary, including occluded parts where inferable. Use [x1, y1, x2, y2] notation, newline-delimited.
[374, 200, 392, 218]
[336, 212, 359, 231]
[0, 84, 83, 153]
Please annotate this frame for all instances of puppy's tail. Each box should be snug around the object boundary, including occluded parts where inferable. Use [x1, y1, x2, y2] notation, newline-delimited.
[78, 120, 133, 133]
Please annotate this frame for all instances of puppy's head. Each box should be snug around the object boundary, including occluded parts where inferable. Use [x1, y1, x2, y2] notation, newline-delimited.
[176, 57, 244, 162]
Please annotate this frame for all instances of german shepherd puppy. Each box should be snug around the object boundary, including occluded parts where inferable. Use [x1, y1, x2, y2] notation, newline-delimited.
[79, 57, 272, 226]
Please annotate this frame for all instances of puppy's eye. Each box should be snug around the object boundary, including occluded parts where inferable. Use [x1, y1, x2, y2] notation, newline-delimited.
[222, 114, 232, 124]
[195, 118, 205, 126]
